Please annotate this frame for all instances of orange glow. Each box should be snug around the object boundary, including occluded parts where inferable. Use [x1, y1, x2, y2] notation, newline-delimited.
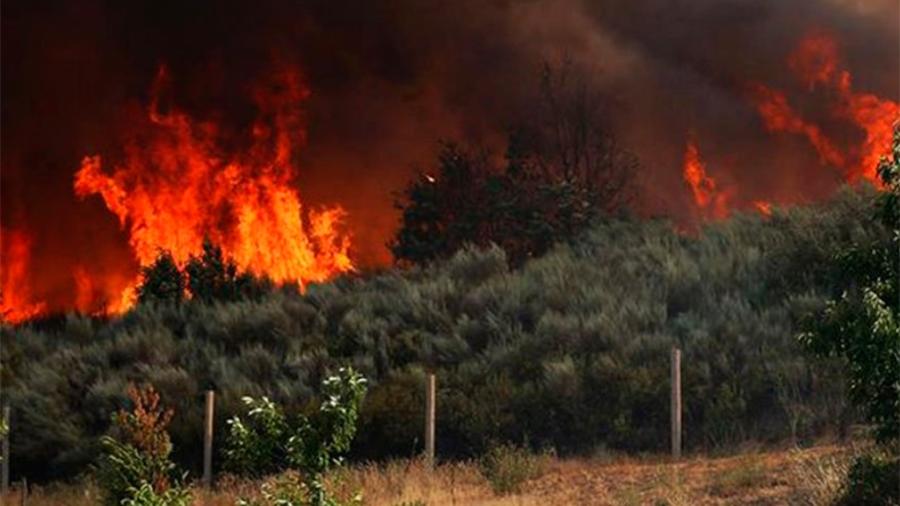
[749, 83, 845, 168]
[752, 201, 773, 217]
[682, 138, 730, 220]
[74, 66, 352, 314]
[751, 32, 899, 184]
[73, 266, 94, 313]
[1, 229, 46, 323]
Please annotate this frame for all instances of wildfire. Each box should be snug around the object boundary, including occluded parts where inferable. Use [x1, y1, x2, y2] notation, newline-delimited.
[682, 138, 730, 220]
[73, 66, 352, 313]
[686, 31, 898, 222]
[751, 32, 899, 184]
[0, 229, 47, 323]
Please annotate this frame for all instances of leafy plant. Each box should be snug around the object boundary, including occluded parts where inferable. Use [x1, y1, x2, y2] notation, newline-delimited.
[236, 471, 310, 506]
[95, 384, 189, 506]
[121, 482, 192, 506]
[800, 126, 900, 444]
[227, 367, 367, 506]
[224, 396, 290, 477]
[839, 452, 899, 505]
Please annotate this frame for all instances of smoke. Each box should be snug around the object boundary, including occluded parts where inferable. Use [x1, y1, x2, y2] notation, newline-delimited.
[2, 0, 898, 313]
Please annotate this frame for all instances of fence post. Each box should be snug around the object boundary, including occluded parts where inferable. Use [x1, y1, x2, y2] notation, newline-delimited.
[203, 391, 215, 489]
[424, 372, 436, 466]
[671, 347, 682, 460]
[2, 406, 9, 496]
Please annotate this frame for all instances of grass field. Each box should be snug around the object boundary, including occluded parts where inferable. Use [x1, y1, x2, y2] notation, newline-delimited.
[6, 442, 861, 505]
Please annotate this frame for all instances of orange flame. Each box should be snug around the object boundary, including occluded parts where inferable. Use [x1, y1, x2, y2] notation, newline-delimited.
[1, 229, 47, 323]
[749, 83, 846, 168]
[682, 138, 730, 220]
[751, 32, 899, 184]
[74, 66, 352, 313]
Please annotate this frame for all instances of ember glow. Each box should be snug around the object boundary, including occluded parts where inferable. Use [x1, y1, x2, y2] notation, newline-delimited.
[71, 66, 352, 313]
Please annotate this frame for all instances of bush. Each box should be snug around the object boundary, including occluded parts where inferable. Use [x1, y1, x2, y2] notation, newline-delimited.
[480, 444, 549, 495]
[227, 367, 367, 506]
[224, 397, 290, 477]
[121, 482, 192, 506]
[839, 452, 900, 506]
[95, 384, 190, 506]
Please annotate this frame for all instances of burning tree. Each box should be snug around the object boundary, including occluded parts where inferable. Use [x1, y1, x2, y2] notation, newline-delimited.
[392, 61, 637, 266]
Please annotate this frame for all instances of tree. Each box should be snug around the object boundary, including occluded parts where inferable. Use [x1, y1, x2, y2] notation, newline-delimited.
[799, 125, 900, 444]
[391, 61, 636, 267]
[136, 250, 185, 305]
[184, 239, 270, 303]
[225, 367, 367, 506]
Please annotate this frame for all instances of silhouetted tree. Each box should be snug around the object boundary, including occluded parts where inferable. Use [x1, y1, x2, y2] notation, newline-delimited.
[185, 239, 270, 303]
[136, 250, 185, 305]
[391, 60, 636, 267]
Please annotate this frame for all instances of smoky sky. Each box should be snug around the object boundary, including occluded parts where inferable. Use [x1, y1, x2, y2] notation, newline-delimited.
[2, 0, 898, 308]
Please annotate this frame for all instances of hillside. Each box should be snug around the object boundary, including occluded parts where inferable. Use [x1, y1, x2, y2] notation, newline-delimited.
[0, 185, 886, 482]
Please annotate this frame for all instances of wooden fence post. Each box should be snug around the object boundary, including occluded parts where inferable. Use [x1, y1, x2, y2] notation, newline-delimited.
[671, 347, 682, 460]
[424, 372, 436, 466]
[2, 406, 9, 496]
[203, 391, 215, 489]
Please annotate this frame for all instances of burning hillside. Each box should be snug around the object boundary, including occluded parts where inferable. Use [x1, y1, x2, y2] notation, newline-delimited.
[1, 0, 898, 322]
[69, 66, 352, 315]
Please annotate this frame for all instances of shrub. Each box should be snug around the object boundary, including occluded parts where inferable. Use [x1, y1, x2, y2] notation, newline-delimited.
[839, 452, 900, 506]
[95, 384, 189, 506]
[224, 396, 290, 477]
[227, 367, 367, 506]
[236, 471, 310, 506]
[479, 444, 549, 495]
[121, 482, 192, 506]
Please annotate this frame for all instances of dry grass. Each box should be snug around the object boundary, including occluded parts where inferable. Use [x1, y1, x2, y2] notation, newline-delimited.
[3, 443, 859, 505]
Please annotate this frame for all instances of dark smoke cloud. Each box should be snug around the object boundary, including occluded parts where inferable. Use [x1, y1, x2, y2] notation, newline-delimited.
[2, 0, 897, 310]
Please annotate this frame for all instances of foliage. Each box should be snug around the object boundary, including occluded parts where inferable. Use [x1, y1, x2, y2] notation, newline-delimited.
[121, 482, 192, 506]
[0, 187, 886, 482]
[224, 397, 290, 477]
[186, 240, 272, 303]
[236, 471, 310, 506]
[137, 251, 185, 305]
[226, 368, 367, 506]
[95, 384, 189, 506]
[479, 444, 548, 495]
[391, 61, 635, 267]
[800, 126, 900, 444]
[838, 452, 899, 506]
[137, 240, 272, 306]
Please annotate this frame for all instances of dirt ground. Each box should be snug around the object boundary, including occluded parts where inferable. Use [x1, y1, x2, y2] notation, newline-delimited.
[7, 443, 860, 505]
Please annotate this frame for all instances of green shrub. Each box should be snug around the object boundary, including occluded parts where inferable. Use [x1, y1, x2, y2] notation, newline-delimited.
[236, 471, 310, 506]
[95, 384, 190, 506]
[479, 444, 549, 495]
[121, 482, 192, 506]
[839, 452, 900, 506]
[224, 396, 290, 477]
[228, 367, 367, 506]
